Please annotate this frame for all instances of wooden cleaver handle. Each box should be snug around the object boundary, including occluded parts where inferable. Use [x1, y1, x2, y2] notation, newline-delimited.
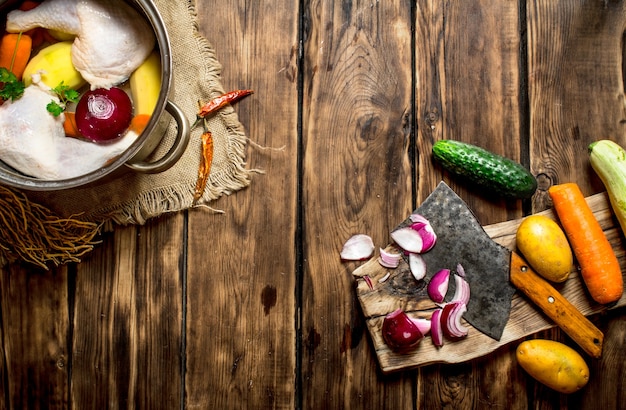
[509, 252, 604, 358]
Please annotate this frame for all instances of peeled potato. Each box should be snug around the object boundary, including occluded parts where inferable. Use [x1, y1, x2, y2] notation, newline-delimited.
[516, 215, 573, 282]
[47, 29, 75, 42]
[516, 339, 589, 394]
[22, 41, 86, 89]
[130, 50, 161, 115]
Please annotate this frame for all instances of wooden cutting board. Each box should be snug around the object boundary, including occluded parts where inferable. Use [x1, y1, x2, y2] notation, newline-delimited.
[352, 191, 626, 373]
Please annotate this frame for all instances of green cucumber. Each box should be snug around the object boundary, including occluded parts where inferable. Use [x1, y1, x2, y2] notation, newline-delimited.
[432, 140, 537, 199]
[589, 139, 626, 235]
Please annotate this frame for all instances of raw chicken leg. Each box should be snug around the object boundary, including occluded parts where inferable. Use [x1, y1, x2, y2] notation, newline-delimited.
[6, 0, 155, 89]
[0, 79, 136, 180]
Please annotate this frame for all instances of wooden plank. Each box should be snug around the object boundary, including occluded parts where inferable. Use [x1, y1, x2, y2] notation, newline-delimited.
[300, 0, 415, 408]
[186, 1, 298, 408]
[415, 0, 526, 226]
[0, 265, 69, 408]
[528, 0, 626, 209]
[70, 220, 184, 408]
[527, 1, 626, 407]
[414, 1, 527, 408]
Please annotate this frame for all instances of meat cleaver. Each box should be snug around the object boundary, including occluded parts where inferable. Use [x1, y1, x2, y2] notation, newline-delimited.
[408, 181, 603, 358]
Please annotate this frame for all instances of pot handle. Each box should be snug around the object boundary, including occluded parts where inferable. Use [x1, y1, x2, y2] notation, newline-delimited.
[125, 100, 191, 174]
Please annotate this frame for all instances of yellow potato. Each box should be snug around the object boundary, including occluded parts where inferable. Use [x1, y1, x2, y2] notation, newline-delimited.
[47, 29, 75, 42]
[516, 339, 589, 394]
[516, 214, 573, 282]
[130, 51, 161, 115]
[22, 41, 85, 89]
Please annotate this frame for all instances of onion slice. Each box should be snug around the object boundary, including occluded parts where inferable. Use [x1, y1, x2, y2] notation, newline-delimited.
[430, 308, 444, 347]
[427, 269, 450, 304]
[410, 317, 431, 336]
[411, 222, 437, 252]
[456, 263, 466, 278]
[340, 234, 375, 260]
[390, 215, 437, 253]
[408, 253, 427, 280]
[451, 272, 470, 306]
[378, 272, 391, 283]
[441, 302, 469, 339]
[379, 248, 402, 268]
[390, 227, 424, 253]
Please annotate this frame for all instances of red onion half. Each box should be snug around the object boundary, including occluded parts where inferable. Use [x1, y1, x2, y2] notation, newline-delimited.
[382, 308, 424, 352]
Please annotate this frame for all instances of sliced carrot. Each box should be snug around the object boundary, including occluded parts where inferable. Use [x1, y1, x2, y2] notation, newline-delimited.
[128, 114, 151, 135]
[0, 33, 32, 79]
[548, 182, 623, 304]
[63, 112, 80, 138]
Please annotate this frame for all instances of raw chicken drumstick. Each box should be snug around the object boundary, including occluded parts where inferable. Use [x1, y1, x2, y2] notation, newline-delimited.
[6, 0, 156, 89]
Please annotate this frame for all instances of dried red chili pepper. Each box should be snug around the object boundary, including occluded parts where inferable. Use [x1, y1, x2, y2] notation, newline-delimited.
[192, 130, 214, 205]
[197, 89, 254, 119]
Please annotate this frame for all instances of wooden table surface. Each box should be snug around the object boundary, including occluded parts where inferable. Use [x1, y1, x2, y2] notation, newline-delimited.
[2, 0, 626, 408]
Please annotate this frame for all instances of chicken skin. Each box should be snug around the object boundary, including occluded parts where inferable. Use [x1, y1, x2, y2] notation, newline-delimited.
[6, 0, 155, 89]
[0, 78, 136, 180]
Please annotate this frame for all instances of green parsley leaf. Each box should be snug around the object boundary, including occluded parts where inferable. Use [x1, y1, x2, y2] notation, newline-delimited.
[0, 67, 25, 101]
[46, 101, 64, 117]
[64, 88, 79, 103]
[47, 81, 81, 116]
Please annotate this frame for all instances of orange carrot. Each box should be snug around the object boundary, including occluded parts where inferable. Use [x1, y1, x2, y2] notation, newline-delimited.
[63, 112, 80, 138]
[128, 114, 151, 135]
[0, 33, 32, 79]
[548, 182, 623, 304]
[19, 1, 41, 11]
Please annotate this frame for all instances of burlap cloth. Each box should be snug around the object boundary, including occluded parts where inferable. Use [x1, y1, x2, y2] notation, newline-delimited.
[25, 0, 252, 225]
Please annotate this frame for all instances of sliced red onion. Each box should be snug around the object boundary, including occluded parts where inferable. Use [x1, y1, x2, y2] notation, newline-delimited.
[378, 272, 391, 283]
[427, 268, 450, 304]
[451, 272, 470, 306]
[391, 215, 437, 254]
[379, 248, 402, 268]
[456, 263, 466, 278]
[408, 253, 427, 280]
[382, 308, 424, 353]
[430, 308, 444, 347]
[441, 302, 469, 339]
[363, 275, 374, 290]
[409, 213, 430, 225]
[340, 234, 375, 261]
[415, 223, 437, 252]
[410, 317, 431, 336]
[390, 227, 424, 253]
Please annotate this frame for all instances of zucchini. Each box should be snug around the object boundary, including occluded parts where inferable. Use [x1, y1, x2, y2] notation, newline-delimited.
[432, 140, 537, 199]
[588, 139, 626, 234]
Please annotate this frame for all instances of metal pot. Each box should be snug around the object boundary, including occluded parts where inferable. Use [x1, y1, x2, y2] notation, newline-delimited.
[0, 0, 190, 191]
